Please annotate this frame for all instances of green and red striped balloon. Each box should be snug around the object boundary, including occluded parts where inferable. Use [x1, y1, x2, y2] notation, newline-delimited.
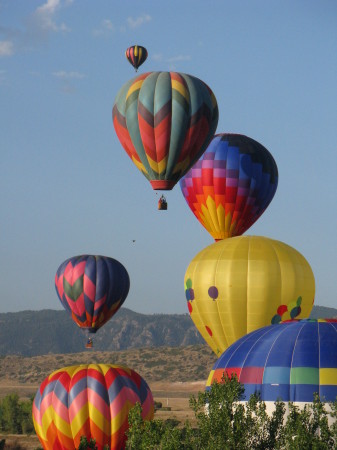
[112, 71, 219, 191]
[33, 364, 154, 450]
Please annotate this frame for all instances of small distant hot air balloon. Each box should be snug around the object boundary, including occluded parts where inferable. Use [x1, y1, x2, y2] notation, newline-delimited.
[125, 45, 148, 71]
[180, 133, 278, 241]
[185, 236, 315, 356]
[112, 71, 219, 205]
[55, 255, 130, 347]
[33, 364, 154, 450]
[206, 319, 337, 410]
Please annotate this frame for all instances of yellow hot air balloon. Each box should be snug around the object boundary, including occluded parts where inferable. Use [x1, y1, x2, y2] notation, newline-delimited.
[184, 236, 315, 356]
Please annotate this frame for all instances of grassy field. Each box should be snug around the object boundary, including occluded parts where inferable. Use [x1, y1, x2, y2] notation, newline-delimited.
[0, 345, 216, 449]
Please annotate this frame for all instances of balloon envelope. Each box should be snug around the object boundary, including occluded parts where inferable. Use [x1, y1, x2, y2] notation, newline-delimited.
[184, 236, 315, 356]
[180, 133, 278, 240]
[112, 71, 219, 191]
[125, 45, 148, 71]
[32, 364, 154, 450]
[55, 255, 130, 333]
[206, 319, 337, 404]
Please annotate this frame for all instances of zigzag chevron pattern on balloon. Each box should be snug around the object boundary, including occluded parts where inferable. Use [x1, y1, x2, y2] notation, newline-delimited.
[55, 255, 130, 333]
[32, 364, 154, 450]
[113, 71, 219, 190]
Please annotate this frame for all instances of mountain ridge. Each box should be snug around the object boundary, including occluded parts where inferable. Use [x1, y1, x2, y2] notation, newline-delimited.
[0, 305, 335, 357]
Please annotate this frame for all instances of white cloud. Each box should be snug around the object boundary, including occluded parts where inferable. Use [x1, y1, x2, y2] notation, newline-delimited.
[36, 0, 60, 16]
[0, 70, 6, 85]
[152, 53, 163, 62]
[0, 41, 14, 57]
[92, 19, 115, 37]
[127, 14, 151, 29]
[167, 55, 191, 63]
[53, 69, 85, 94]
[93, 13, 151, 37]
[151, 53, 192, 68]
[33, 0, 70, 32]
[0, 0, 72, 58]
[53, 71, 85, 79]
[102, 19, 114, 31]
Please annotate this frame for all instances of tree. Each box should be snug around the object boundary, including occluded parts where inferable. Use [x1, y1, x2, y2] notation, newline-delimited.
[126, 375, 337, 449]
[77, 436, 111, 450]
[19, 397, 34, 434]
[0, 394, 34, 435]
[126, 402, 194, 450]
[189, 373, 286, 450]
[189, 374, 247, 449]
[0, 393, 22, 433]
[277, 395, 335, 449]
[77, 436, 98, 450]
[126, 375, 286, 449]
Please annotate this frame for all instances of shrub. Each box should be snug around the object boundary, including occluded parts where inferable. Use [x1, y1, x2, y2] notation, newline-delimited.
[0, 394, 34, 434]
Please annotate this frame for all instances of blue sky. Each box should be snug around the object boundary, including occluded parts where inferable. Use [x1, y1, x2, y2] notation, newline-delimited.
[1, 0, 336, 315]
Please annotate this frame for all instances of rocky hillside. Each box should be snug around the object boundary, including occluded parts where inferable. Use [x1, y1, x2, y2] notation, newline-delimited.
[0, 305, 335, 357]
[0, 308, 204, 356]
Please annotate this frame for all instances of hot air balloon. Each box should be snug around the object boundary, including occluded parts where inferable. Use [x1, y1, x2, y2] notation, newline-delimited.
[184, 236, 315, 356]
[32, 364, 154, 450]
[125, 45, 148, 71]
[180, 133, 278, 241]
[206, 319, 337, 411]
[112, 72, 219, 199]
[55, 255, 130, 346]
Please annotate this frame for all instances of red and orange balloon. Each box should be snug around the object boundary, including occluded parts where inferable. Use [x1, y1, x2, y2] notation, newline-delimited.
[180, 134, 278, 240]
